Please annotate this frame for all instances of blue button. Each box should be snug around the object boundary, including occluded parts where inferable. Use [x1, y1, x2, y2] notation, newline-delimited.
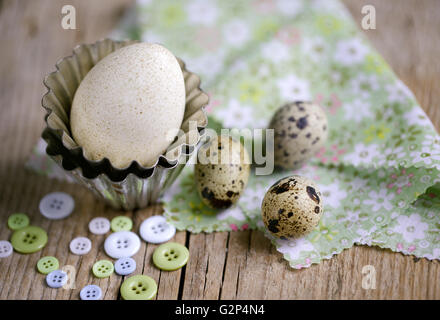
[80, 284, 102, 300]
[114, 257, 136, 276]
[46, 270, 68, 288]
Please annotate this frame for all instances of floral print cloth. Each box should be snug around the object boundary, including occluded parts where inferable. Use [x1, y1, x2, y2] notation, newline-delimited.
[27, 0, 440, 268]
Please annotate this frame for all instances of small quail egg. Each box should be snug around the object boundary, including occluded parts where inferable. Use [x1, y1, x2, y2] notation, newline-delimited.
[269, 101, 328, 169]
[195, 135, 250, 209]
[262, 175, 323, 238]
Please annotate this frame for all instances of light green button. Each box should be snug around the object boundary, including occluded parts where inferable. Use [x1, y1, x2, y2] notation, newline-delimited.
[152, 242, 189, 271]
[110, 216, 133, 232]
[37, 256, 59, 274]
[11, 226, 48, 254]
[8, 213, 30, 231]
[92, 260, 114, 278]
[120, 275, 157, 300]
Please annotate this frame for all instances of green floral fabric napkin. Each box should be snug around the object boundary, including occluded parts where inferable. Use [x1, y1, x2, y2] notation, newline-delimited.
[28, 0, 440, 268]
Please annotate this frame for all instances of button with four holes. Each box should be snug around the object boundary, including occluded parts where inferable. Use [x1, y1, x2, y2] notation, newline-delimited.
[92, 260, 114, 278]
[0, 240, 13, 258]
[80, 284, 102, 300]
[37, 256, 59, 274]
[139, 215, 176, 244]
[11, 226, 48, 254]
[46, 270, 68, 288]
[114, 257, 136, 276]
[88, 217, 110, 235]
[152, 242, 189, 271]
[110, 216, 133, 232]
[8, 213, 30, 231]
[104, 231, 140, 259]
[39, 192, 74, 220]
[120, 275, 157, 300]
[69, 237, 92, 255]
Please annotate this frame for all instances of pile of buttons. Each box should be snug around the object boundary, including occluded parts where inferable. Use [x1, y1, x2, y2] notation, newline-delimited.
[0, 191, 190, 300]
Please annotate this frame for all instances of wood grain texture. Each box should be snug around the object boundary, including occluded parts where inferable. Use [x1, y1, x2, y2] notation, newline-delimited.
[0, 0, 439, 300]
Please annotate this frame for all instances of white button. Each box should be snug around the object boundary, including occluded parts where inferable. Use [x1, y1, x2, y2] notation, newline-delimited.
[39, 192, 74, 220]
[69, 237, 92, 255]
[46, 270, 68, 288]
[114, 257, 136, 276]
[88, 217, 110, 235]
[104, 231, 140, 259]
[139, 215, 176, 244]
[80, 284, 102, 300]
[0, 240, 13, 258]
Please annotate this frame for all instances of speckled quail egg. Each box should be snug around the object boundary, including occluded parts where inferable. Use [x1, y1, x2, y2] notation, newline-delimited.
[195, 135, 250, 209]
[269, 101, 328, 169]
[262, 175, 323, 238]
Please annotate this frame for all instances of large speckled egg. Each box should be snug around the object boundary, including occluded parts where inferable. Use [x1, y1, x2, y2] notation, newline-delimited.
[195, 136, 250, 209]
[269, 101, 328, 169]
[262, 175, 323, 238]
[70, 43, 186, 168]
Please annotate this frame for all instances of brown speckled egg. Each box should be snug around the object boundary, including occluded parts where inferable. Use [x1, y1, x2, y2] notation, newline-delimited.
[269, 101, 328, 169]
[195, 135, 250, 209]
[262, 175, 323, 238]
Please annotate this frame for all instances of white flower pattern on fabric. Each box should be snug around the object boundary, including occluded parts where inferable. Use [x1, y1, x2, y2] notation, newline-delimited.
[217, 206, 246, 221]
[376, 146, 407, 167]
[186, 0, 218, 26]
[343, 99, 373, 123]
[277, 238, 315, 260]
[403, 107, 434, 128]
[424, 248, 440, 260]
[350, 74, 379, 99]
[214, 99, 255, 129]
[334, 38, 368, 66]
[343, 143, 379, 166]
[277, 74, 311, 101]
[302, 37, 328, 62]
[261, 39, 290, 63]
[410, 146, 440, 168]
[385, 80, 414, 104]
[187, 50, 225, 81]
[276, 0, 303, 17]
[319, 182, 347, 208]
[392, 214, 428, 243]
[223, 19, 251, 47]
[363, 184, 395, 212]
[239, 185, 265, 211]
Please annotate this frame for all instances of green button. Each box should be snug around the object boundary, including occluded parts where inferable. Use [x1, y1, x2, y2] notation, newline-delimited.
[111, 216, 133, 232]
[120, 275, 157, 300]
[92, 260, 114, 278]
[37, 256, 59, 274]
[11, 226, 48, 254]
[8, 213, 30, 231]
[152, 242, 189, 271]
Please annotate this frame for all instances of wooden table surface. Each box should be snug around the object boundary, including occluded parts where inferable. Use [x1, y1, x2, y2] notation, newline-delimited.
[0, 0, 439, 300]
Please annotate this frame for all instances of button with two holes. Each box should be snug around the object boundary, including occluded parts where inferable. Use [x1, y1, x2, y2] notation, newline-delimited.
[152, 242, 189, 271]
[80, 284, 102, 300]
[11, 226, 48, 254]
[37, 256, 59, 274]
[46, 270, 68, 288]
[8, 213, 30, 230]
[120, 275, 157, 300]
[92, 260, 114, 278]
